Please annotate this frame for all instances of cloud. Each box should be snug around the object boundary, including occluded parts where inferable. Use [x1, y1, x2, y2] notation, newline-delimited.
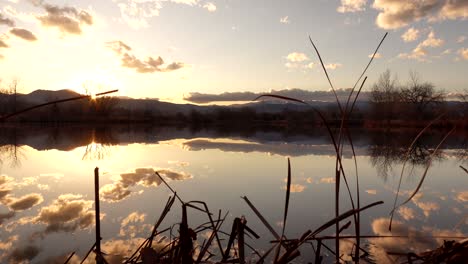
[7, 193, 43, 211]
[373, 0, 440, 29]
[116, 0, 161, 29]
[0, 39, 8, 48]
[372, 0, 468, 29]
[9, 28, 37, 41]
[280, 16, 290, 24]
[119, 211, 150, 238]
[398, 30, 444, 61]
[0, 12, 15, 27]
[203, 2, 216, 12]
[455, 191, 468, 202]
[457, 35, 466, 43]
[420, 30, 444, 47]
[106, 40, 185, 73]
[401, 27, 419, 42]
[114, 0, 211, 29]
[181, 138, 360, 157]
[370, 217, 466, 263]
[366, 189, 377, 195]
[368, 52, 382, 58]
[0, 211, 15, 225]
[398, 206, 415, 220]
[441, 49, 451, 55]
[412, 193, 439, 217]
[33, 1, 93, 35]
[286, 52, 309, 62]
[101, 238, 147, 264]
[438, 0, 468, 20]
[0, 235, 17, 252]
[458, 48, 468, 60]
[183, 87, 371, 104]
[325, 63, 343, 70]
[30, 194, 95, 236]
[337, 0, 367, 13]
[283, 183, 306, 193]
[320, 177, 335, 184]
[8, 245, 40, 263]
[100, 167, 192, 202]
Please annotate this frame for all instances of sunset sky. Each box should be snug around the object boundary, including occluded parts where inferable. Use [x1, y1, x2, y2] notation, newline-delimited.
[0, 0, 467, 103]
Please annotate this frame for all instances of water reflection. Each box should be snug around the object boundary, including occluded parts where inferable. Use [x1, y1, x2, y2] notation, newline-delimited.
[100, 168, 192, 202]
[0, 125, 465, 263]
[368, 218, 466, 264]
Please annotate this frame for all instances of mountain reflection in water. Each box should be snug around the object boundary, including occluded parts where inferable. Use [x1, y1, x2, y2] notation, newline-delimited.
[0, 125, 466, 263]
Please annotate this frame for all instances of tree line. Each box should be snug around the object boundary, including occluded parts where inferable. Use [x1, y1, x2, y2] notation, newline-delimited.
[0, 72, 467, 128]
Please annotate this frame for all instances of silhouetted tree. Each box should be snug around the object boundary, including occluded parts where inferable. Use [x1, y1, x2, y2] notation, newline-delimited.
[399, 71, 445, 119]
[369, 69, 401, 122]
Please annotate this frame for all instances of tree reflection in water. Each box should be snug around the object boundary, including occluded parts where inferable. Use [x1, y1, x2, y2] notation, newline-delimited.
[0, 127, 25, 169]
[82, 127, 118, 161]
[368, 129, 455, 180]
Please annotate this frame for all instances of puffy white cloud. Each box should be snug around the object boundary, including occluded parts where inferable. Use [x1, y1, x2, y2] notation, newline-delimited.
[100, 167, 192, 202]
[372, 0, 468, 29]
[33, 1, 94, 35]
[280, 16, 290, 24]
[286, 52, 309, 62]
[438, 0, 468, 20]
[337, 0, 367, 13]
[420, 30, 444, 47]
[325, 63, 343, 70]
[398, 30, 444, 61]
[203, 2, 216, 12]
[401, 27, 420, 42]
[31, 194, 95, 236]
[373, 0, 440, 29]
[368, 52, 382, 58]
[119, 211, 151, 238]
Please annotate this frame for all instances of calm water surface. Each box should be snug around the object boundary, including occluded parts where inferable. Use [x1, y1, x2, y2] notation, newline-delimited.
[0, 125, 466, 263]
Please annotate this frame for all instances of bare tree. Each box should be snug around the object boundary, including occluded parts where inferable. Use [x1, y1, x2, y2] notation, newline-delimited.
[400, 71, 445, 114]
[369, 69, 401, 122]
[0, 78, 20, 115]
[370, 69, 400, 103]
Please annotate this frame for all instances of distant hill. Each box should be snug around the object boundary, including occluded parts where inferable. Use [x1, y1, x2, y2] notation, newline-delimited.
[0, 89, 375, 117]
[19, 89, 81, 104]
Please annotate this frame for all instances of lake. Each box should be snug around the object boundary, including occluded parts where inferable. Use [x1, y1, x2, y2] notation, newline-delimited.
[0, 125, 467, 263]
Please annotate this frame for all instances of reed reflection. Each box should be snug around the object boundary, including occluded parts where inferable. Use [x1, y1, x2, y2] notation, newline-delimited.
[367, 129, 455, 180]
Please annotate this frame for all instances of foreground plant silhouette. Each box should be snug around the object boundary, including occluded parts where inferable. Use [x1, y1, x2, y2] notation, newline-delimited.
[58, 32, 466, 264]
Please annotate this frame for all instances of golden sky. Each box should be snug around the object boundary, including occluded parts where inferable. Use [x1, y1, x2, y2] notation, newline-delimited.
[0, 0, 467, 103]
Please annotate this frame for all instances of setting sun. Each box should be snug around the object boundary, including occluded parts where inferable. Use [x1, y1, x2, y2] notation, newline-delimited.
[0, 0, 466, 263]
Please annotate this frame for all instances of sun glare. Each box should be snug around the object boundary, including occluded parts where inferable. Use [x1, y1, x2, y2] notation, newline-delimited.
[66, 72, 122, 98]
